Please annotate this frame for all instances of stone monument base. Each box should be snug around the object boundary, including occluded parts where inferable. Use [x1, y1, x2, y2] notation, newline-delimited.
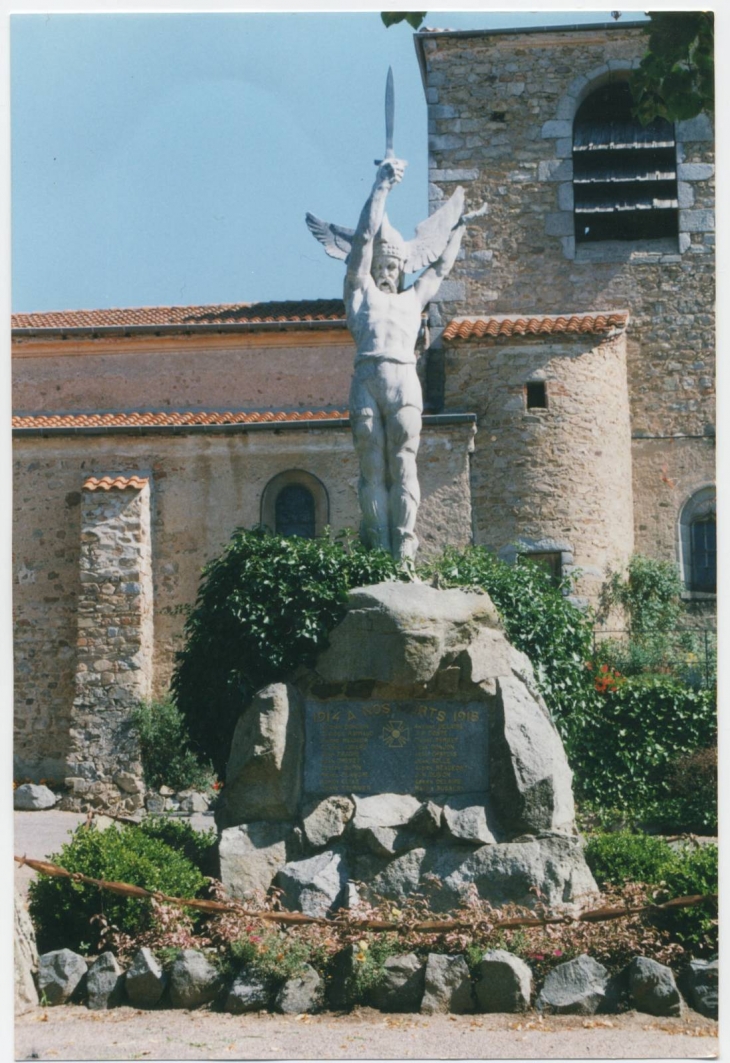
[217, 582, 597, 915]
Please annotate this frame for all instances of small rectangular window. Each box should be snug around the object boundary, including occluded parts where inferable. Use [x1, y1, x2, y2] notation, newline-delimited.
[525, 382, 547, 409]
[519, 551, 562, 586]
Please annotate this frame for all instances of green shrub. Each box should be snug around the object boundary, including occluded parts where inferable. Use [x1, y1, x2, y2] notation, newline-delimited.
[584, 831, 718, 957]
[641, 746, 717, 835]
[584, 831, 675, 888]
[653, 844, 718, 956]
[172, 528, 404, 774]
[562, 675, 716, 815]
[421, 546, 595, 725]
[131, 699, 214, 791]
[598, 555, 683, 635]
[28, 824, 206, 955]
[136, 815, 219, 878]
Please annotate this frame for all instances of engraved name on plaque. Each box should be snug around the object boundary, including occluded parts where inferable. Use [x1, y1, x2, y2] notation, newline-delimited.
[303, 700, 488, 796]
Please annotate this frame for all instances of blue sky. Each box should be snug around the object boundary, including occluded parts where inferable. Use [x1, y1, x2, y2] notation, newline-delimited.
[11, 10, 648, 313]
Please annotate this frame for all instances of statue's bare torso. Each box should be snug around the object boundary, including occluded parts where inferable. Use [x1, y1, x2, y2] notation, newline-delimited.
[346, 277, 421, 365]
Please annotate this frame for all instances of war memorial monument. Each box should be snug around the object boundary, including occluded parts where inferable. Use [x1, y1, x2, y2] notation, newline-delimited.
[216, 73, 597, 914]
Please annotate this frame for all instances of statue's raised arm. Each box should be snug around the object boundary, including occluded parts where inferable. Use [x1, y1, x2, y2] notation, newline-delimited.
[346, 160, 407, 292]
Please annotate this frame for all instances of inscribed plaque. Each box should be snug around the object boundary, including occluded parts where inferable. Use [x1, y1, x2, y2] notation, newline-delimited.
[303, 700, 487, 796]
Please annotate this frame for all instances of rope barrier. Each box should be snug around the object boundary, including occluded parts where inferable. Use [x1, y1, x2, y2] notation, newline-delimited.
[14, 854, 717, 932]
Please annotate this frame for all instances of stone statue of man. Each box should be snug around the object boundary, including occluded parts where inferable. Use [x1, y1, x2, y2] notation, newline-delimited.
[307, 93, 476, 560]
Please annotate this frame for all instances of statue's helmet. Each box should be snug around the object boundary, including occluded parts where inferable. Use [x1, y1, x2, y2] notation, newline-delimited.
[374, 214, 407, 267]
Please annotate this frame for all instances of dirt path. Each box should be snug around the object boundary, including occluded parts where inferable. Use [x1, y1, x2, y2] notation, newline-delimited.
[15, 1006, 718, 1061]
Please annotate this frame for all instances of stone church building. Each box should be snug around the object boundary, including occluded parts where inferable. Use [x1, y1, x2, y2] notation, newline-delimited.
[12, 21, 715, 804]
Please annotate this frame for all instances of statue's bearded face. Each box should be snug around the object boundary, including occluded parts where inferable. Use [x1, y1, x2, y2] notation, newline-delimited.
[372, 253, 403, 294]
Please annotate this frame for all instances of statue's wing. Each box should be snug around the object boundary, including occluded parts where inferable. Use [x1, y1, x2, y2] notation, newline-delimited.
[403, 187, 466, 272]
[305, 213, 355, 262]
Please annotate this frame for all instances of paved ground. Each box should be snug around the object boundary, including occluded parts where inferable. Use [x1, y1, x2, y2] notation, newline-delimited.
[14, 812, 720, 1062]
[14, 1006, 720, 1061]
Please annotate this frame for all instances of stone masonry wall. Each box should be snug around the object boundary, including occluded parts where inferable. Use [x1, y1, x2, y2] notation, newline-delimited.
[13, 421, 474, 781]
[422, 26, 714, 430]
[443, 330, 634, 602]
[420, 24, 714, 572]
[63, 481, 153, 809]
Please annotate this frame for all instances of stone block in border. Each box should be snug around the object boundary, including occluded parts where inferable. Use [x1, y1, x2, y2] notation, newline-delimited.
[628, 956, 682, 1017]
[125, 947, 167, 1007]
[442, 796, 496, 845]
[370, 954, 425, 1012]
[275, 964, 323, 1014]
[86, 952, 125, 1010]
[679, 957, 718, 1019]
[475, 949, 532, 1012]
[537, 955, 609, 1015]
[37, 949, 88, 1006]
[225, 970, 270, 1013]
[219, 821, 291, 900]
[275, 849, 347, 917]
[421, 954, 474, 1014]
[301, 795, 354, 848]
[169, 949, 221, 1009]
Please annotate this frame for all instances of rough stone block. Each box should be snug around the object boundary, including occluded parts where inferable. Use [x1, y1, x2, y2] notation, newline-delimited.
[436, 279, 466, 302]
[442, 797, 496, 845]
[677, 162, 714, 182]
[219, 821, 290, 899]
[557, 182, 574, 211]
[169, 950, 221, 1008]
[537, 955, 609, 1015]
[541, 120, 572, 139]
[14, 783, 57, 810]
[628, 956, 682, 1017]
[676, 114, 714, 141]
[488, 674, 576, 835]
[225, 970, 270, 1013]
[421, 954, 474, 1013]
[370, 954, 425, 1012]
[301, 795, 354, 848]
[221, 682, 303, 827]
[275, 964, 322, 1014]
[430, 168, 479, 182]
[679, 209, 714, 233]
[37, 949, 87, 1006]
[275, 849, 347, 917]
[679, 957, 718, 1019]
[545, 212, 574, 237]
[538, 159, 572, 183]
[125, 947, 167, 1007]
[87, 952, 125, 1010]
[475, 949, 532, 1012]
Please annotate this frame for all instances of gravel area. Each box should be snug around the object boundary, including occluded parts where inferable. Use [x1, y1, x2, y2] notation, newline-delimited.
[14, 1005, 719, 1061]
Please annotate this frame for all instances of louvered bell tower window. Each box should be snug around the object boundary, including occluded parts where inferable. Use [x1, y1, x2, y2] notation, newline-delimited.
[573, 82, 678, 244]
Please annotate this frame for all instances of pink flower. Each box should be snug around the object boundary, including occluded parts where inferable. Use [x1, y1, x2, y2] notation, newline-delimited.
[553, 949, 563, 957]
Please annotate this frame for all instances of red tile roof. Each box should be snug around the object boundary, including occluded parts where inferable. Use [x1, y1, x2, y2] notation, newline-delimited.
[83, 475, 149, 492]
[13, 409, 348, 431]
[12, 300, 346, 331]
[442, 312, 629, 342]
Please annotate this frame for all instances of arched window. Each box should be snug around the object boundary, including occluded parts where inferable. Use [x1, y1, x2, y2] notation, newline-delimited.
[274, 483, 315, 538]
[573, 81, 678, 244]
[260, 470, 329, 539]
[679, 486, 716, 594]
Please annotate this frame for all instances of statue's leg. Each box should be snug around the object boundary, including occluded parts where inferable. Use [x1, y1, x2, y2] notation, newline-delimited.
[350, 374, 390, 553]
[385, 403, 422, 562]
